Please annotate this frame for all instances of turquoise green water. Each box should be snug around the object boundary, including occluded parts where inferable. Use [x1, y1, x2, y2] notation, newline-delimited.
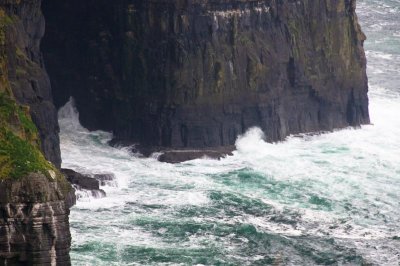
[59, 1, 400, 265]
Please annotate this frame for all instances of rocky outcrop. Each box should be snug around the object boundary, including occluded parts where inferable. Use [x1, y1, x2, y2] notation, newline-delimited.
[42, 0, 369, 152]
[62, 169, 99, 191]
[0, 174, 73, 266]
[1, 3, 74, 265]
[158, 147, 235, 163]
[62, 169, 107, 199]
[2, 0, 61, 167]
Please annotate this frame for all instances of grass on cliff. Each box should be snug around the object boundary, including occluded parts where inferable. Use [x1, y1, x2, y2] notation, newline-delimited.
[0, 128, 54, 179]
[0, 93, 72, 194]
[0, 92, 56, 180]
[0, 7, 72, 199]
[0, 8, 57, 181]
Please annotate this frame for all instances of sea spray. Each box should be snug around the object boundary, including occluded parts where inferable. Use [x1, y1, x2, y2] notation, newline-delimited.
[60, 1, 400, 264]
[60, 90, 400, 265]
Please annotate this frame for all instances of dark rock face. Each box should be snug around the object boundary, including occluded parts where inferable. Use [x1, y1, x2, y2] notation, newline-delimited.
[62, 169, 107, 198]
[42, 0, 369, 150]
[2, 0, 61, 167]
[0, 174, 73, 265]
[158, 146, 235, 163]
[62, 169, 100, 190]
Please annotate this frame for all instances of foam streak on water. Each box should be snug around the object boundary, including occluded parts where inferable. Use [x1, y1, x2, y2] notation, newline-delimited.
[60, 1, 400, 265]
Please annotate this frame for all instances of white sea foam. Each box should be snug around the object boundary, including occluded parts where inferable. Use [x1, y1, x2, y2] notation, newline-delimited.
[61, 1, 400, 264]
[61, 87, 400, 265]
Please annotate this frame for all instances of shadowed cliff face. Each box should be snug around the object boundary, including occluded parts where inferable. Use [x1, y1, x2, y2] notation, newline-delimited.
[3, 0, 61, 167]
[42, 0, 369, 149]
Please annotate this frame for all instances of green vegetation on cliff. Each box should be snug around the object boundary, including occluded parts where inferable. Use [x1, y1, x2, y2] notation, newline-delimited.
[0, 8, 62, 182]
[0, 93, 57, 180]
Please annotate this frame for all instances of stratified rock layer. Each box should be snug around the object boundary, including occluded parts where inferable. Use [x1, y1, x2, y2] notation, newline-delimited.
[43, 0, 369, 150]
[0, 174, 72, 266]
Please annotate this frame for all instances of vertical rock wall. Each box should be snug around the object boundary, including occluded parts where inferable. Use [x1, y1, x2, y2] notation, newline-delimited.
[1, 2, 73, 265]
[42, 0, 369, 150]
[0, 174, 72, 266]
[2, 0, 61, 167]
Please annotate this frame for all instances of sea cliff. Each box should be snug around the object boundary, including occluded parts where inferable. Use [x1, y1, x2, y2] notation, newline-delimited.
[0, 1, 73, 264]
[43, 0, 369, 150]
[1, 0, 369, 263]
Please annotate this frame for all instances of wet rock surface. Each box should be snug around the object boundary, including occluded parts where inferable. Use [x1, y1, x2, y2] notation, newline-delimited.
[61, 169, 107, 198]
[158, 146, 235, 163]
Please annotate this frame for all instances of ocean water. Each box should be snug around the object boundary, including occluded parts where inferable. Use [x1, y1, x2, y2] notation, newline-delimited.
[59, 1, 400, 265]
